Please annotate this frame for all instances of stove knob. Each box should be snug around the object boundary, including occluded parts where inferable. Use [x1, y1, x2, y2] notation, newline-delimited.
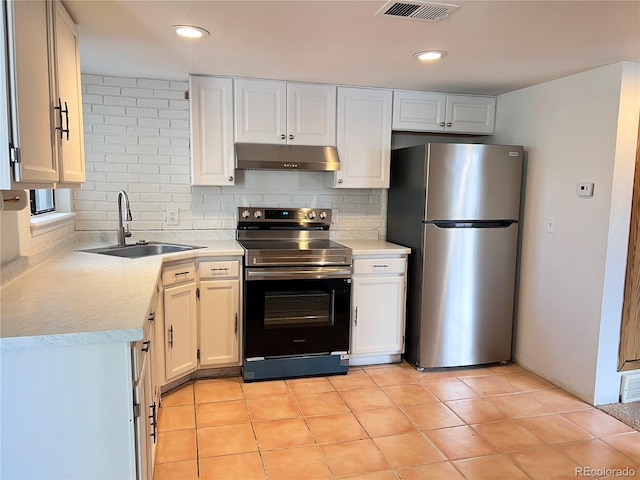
[254, 210, 262, 219]
[308, 211, 316, 219]
[241, 210, 251, 219]
[319, 211, 327, 220]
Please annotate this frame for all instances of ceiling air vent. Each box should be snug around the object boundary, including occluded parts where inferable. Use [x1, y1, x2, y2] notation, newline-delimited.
[375, 1, 459, 22]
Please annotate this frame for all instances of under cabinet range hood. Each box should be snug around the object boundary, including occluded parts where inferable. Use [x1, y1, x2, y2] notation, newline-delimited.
[235, 143, 341, 171]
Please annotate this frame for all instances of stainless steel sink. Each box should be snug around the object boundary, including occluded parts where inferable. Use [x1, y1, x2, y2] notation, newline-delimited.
[79, 242, 204, 259]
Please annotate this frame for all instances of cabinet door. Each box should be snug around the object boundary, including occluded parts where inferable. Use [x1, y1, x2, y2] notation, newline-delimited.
[444, 94, 496, 134]
[7, 0, 58, 184]
[190, 76, 235, 185]
[335, 87, 392, 188]
[163, 282, 198, 381]
[199, 279, 240, 366]
[54, 1, 84, 184]
[134, 350, 155, 480]
[234, 78, 287, 144]
[287, 83, 336, 146]
[392, 90, 446, 132]
[351, 275, 405, 356]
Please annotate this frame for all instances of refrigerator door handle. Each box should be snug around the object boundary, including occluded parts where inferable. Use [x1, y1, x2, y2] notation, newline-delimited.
[430, 220, 517, 229]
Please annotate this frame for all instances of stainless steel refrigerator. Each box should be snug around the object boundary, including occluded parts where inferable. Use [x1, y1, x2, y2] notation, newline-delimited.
[387, 143, 524, 369]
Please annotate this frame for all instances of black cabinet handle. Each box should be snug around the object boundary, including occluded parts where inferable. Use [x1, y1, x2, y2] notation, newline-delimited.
[149, 402, 157, 443]
[142, 340, 151, 352]
[54, 98, 70, 140]
[168, 325, 174, 348]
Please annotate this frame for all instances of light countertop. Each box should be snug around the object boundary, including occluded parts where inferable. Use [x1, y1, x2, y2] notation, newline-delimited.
[0, 240, 243, 350]
[0, 238, 409, 350]
[338, 239, 411, 256]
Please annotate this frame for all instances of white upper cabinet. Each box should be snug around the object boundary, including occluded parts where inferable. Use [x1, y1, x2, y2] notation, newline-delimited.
[190, 76, 235, 186]
[53, 2, 85, 184]
[6, 0, 57, 185]
[287, 83, 336, 146]
[392, 91, 446, 132]
[335, 87, 392, 189]
[445, 94, 496, 134]
[234, 79, 336, 146]
[392, 90, 496, 135]
[4, 0, 85, 187]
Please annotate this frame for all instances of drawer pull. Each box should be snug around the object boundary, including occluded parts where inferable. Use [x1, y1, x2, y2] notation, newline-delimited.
[211, 268, 230, 274]
[373, 264, 389, 268]
[174, 271, 190, 278]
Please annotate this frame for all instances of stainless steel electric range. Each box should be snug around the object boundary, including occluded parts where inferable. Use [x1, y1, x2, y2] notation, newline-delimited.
[236, 207, 352, 382]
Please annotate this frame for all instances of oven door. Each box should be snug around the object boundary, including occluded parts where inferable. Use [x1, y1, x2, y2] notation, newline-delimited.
[244, 267, 351, 358]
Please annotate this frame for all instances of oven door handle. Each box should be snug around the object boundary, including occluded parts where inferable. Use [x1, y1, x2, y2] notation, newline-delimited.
[245, 267, 352, 281]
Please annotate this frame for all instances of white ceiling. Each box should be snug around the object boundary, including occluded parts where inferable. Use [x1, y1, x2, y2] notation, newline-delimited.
[63, 0, 640, 96]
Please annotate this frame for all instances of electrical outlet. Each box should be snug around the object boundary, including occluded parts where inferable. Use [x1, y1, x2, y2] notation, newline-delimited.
[166, 207, 179, 226]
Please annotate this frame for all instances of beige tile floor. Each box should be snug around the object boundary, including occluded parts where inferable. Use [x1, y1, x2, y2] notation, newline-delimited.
[153, 362, 639, 480]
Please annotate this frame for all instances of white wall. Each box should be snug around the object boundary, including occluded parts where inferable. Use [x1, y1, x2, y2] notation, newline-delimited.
[76, 74, 387, 242]
[494, 62, 639, 404]
[594, 62, 640, 404]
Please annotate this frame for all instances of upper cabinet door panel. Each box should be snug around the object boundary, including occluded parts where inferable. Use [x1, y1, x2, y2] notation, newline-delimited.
[55, 1, 85, 184]
[8, 0, 57, 183]
[287, 83, 336, 146]
[190, 76, 235, 185]
[234, 79, 286, 144]
[392, 90, 446, 132]
[445, 94, 496, 134]
[335, 87, 392, 189]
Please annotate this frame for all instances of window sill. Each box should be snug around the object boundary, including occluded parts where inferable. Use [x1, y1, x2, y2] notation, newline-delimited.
[30, 212, 76, 237]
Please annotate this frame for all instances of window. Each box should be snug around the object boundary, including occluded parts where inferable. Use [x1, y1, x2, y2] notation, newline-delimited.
[30, 189, 55, 215]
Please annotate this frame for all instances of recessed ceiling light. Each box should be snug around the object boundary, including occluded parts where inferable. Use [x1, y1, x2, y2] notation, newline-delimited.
[170, 25, 210, 39]
[413, 50, 448, 61]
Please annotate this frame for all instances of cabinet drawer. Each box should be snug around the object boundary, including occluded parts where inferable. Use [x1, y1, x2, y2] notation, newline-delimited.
[162, 262, 196, 286]
[198, 260, 240, 279]
[353, 257, 406, 275]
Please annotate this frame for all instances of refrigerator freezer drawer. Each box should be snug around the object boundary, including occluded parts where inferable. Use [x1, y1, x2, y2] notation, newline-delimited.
[417, 222, 518, 368]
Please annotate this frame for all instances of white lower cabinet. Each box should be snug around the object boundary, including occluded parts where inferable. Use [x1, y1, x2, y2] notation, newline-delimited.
[133, 320, 156, 480]
[350, 256, 407, 365]
[162, 262, 198, 383]
[198, 260, 241, 367]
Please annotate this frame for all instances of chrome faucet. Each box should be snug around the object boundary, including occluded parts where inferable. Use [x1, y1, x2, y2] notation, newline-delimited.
[116, 190, 132, 246]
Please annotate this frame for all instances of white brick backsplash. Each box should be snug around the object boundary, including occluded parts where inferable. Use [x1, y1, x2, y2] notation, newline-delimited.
[76, 74, 386, 239]
[103, 95, 137, 106]
[81, 74, 103, 85]
[103, 77, 137, 87]
[138, 78, 171, 89]
[86, 84, 121, 96]
[121, 87, 154, 98]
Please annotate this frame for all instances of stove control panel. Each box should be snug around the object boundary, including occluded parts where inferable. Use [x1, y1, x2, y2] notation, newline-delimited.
[238, 207, 332, 228]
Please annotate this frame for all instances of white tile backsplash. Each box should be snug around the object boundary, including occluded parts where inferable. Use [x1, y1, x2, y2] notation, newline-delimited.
[76, 74, 387, 241]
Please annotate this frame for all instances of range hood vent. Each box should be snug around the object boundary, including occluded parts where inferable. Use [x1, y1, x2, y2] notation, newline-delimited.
[375, 1, 459, 22]
[235, 143, 340, 172]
